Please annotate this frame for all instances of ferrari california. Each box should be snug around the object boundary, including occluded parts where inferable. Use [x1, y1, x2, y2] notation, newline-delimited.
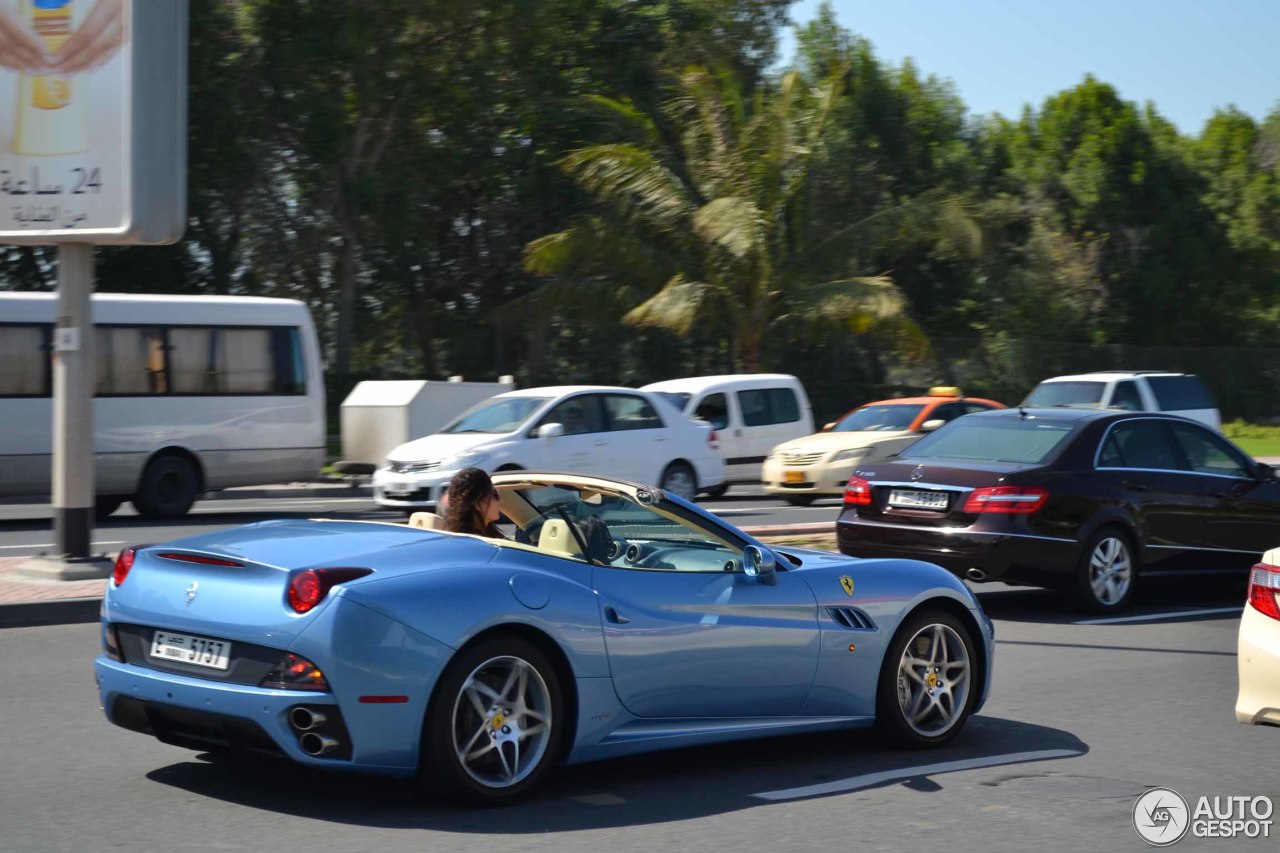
[95, 472, 993, 805]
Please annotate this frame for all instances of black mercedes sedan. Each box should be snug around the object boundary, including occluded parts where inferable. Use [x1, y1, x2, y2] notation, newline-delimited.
[836, 408, 1280, 612]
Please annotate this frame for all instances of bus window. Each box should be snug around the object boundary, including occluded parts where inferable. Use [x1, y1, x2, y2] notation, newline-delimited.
[169, 327, 217, 394]
[0, 325, 49, 396]
[96, 327, 167, 395]
[219, 329, 274, 394]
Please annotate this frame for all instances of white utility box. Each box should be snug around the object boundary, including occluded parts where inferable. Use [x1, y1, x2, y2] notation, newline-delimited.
[339, 378, 515, 468]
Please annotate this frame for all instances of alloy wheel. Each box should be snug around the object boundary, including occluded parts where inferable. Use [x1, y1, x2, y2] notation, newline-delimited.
[450, 655, 553, 789]
[895, 623, 972, 737]
[1088, 536, 1132, 607]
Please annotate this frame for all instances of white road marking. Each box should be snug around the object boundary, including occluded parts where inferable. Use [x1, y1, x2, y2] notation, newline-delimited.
[0, 540, 125, 551]
[1074, 607, 1242, 625]
[751, 749, 1083, 801]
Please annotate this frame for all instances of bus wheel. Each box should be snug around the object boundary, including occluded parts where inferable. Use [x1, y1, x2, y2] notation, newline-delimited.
[95, 496, 125, 521]
[132, 454, 200, 519]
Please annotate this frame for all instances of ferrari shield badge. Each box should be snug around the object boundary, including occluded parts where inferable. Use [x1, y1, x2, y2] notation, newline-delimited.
[839, 576, 855, 596]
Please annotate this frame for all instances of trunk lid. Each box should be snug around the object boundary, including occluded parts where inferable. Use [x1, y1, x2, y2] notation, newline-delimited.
[104, 519, 485, 646]
[852, 458, 1041, 527]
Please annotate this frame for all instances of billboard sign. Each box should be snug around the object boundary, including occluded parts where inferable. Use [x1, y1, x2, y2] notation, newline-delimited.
[0, 0, 185, 245]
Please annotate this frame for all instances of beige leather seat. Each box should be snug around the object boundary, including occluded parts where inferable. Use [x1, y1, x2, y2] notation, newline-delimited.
[408, 512, 443, 531]
[537, 519, 583, 559]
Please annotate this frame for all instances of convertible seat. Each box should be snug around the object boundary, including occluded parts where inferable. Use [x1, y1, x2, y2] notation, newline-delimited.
[408, 512, 443, 531]
[538, 519, 583, 559]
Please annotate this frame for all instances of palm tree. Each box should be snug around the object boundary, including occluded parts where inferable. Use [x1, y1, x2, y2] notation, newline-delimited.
[521, 67, 973, 371]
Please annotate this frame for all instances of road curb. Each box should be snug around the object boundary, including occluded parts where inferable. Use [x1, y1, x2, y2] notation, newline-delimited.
[0, 597, 101, 629]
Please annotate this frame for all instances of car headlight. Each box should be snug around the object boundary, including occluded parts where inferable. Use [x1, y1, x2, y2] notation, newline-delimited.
[831, 448, 869, 463]
[449, 450, 490, 469]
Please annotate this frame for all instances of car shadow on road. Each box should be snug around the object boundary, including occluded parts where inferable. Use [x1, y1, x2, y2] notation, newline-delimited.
[973, 575, 1248, 626]
[144, 715, 1086, 831]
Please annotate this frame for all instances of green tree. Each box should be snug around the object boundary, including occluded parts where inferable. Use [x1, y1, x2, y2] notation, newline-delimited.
[523, 65, 945, 371]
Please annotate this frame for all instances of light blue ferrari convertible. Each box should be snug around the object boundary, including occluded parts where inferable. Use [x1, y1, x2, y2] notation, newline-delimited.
[95, 472, 994, 805]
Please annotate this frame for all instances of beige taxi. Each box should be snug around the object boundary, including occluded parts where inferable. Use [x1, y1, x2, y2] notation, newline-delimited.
[761, 388, 1004, 505]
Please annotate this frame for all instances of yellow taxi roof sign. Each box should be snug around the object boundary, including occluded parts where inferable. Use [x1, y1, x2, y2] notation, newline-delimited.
[928, 386, 962, 397]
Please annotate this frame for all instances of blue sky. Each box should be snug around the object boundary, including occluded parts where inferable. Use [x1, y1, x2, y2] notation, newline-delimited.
[779, 0, 1279, 133]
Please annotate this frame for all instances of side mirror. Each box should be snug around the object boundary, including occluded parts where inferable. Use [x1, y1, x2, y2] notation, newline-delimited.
[537, 423, 565, 441]
[743, 545, 777, 581]
[822, 422, 837, 432]
[1257, 462, 1276, 481]
[919, 418, 945, 433]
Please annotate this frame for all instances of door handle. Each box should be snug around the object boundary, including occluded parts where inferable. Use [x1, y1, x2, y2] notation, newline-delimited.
[652, 436, 668, 442]
[1121, 480, 1148, 492]
[603, 606, 629, 624]
[593, 440, 608, 446]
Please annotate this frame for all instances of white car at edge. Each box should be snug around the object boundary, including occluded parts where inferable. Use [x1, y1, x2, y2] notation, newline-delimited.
[373, 385, 725, 508]
[1237, 546, 1280, 727]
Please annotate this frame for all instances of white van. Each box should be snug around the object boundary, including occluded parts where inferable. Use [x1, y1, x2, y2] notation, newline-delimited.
[1021, 372, 1221, 429]
[641, 374, 813, 494]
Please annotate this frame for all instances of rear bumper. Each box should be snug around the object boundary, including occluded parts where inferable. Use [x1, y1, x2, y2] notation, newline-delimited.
[836, 514, 1081, 587]
[762, 456, 859, 496]
[1236, 604, 1280, 726]
[95, 657, 413, 775]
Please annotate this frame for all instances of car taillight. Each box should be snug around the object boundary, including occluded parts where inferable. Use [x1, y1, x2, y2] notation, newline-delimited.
[287, 568, 373, 614]
[708, 429, 719, 450]
[112, 547, 137, 587]
[1247, 564, 1280, 621]
[843, 476, 872, 506]
[963, 486, 1048, 514]
[259, 652, 330, 691]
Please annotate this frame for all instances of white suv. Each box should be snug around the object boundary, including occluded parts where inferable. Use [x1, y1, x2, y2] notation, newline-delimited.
[373, 386, 725, 508]
[1021, 372, 1221, 429]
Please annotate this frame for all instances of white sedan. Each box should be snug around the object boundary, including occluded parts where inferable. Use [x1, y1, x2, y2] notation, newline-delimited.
[1237, 548, 1280, 726]
[373, 385, 725, 508]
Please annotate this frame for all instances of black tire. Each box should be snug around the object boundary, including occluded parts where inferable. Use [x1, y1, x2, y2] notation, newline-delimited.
[131, 454, 200, 519]
[659, 462, 697, 501]
[421, 635, 566, 807]
[1071, 526, 1137, 614]
[703, 483, 729, 499]
[95, 495, 125, 521]
[876, 607, 978, 748]
[784, 495, 816, 507]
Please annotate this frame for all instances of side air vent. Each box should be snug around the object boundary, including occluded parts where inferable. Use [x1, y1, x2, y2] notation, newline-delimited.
[826, 607, 877, 631]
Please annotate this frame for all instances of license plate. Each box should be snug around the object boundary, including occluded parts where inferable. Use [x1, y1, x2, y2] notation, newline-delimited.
[783, 471, 806, 484]
[386, 480, 412, 493]
[888, 489, 949, 510]
[149, 630, 231, 671]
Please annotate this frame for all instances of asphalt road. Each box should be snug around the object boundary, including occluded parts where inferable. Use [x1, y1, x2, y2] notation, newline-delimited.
[0, 487, 839, 558]
[2, 580, 1274, 852]
[2, 489, 1276, 851]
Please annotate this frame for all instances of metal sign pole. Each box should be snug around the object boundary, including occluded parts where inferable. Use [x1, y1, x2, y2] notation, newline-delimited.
[51, 242, 96, 560]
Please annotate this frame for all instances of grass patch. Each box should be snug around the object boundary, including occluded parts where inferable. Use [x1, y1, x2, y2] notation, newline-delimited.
[1222, 420, 1280, 458]
[1233, 437, 1280, 458]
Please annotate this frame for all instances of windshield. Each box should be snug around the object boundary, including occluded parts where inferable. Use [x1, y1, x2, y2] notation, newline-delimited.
[652, 391, 692, 412]
[442, 397, 550, 434]
[834, 404, 924, 432]
[1022, 381, 1106, 408]
[517, 485, 732, 549]
[903, 418, 1075, 465]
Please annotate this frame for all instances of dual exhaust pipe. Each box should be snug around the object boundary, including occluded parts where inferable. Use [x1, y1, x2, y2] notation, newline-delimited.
[966, 568, 987, 582]
[289, 706, 339, 757]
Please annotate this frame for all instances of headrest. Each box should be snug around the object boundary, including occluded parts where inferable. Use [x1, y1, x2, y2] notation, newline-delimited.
[537, 518, 583, 558]
[408, 512, 443, 531]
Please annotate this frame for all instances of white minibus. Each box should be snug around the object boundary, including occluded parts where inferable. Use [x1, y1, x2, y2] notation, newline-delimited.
[0, 292, 325, 518]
